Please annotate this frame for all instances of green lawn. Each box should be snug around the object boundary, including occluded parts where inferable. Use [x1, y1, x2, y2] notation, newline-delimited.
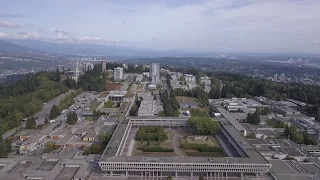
[103, 101, 114, 108]
[86, 117, 95, 121]
[90, 101, 103, 110]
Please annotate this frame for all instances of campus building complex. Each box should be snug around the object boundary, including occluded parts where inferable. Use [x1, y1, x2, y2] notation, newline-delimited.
[99, 116, 272, 179]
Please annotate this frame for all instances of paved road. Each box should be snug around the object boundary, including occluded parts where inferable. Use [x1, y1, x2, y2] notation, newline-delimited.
[171, 130, 185, 156]
[33, 90, 76, 125]
[2, 90, 76, 139]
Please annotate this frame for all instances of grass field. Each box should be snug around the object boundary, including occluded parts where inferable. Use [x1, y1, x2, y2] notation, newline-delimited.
[85, 117, 95, 121]
[132, 130, 176, 156]
[177, 130, 224, 157]
[176, 96, 199, 103]
[90, 101, 103, 110]
[103, 101, 115, 108]
[178, 131, 220, 147]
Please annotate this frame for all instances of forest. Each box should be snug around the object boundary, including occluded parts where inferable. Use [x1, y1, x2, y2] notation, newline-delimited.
[76, 64, 106, 92]
[0, 71, 68, 136]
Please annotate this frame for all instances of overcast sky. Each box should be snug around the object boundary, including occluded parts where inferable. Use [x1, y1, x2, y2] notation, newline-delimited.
[0, 0, 320, 53]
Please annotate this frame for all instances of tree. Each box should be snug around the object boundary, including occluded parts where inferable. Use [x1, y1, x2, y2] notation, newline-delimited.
[247, 110, 260, 125]
[0, 141, 9, 158]
[66, 112, 78, 125]
[189, 116, 220, 135]
[49, 105, 60, 119]
[44, 142, 55, 153]
[129, 104, 138, 116]
[167, 173, 173, 180]
[26, 117, 36, 129]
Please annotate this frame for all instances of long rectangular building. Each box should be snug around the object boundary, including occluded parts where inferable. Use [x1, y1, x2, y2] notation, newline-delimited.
[99, 117, 271, 179]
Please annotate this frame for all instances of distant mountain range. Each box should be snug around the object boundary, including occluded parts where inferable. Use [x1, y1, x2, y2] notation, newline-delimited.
[1, 39, 213, 58]
[0, 40, 47, 56]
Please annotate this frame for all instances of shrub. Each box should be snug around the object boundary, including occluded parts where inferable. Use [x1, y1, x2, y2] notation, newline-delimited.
[143, 147, 174, 152]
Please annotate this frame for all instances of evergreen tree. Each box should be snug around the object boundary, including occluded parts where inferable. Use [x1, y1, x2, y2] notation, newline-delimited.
[49, 105, 60, 119]
[26, 117, 36, 129]
[66, 112, 78, 125]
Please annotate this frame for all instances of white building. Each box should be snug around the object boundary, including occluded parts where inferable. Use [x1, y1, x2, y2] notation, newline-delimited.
[81, 62, 94, 72]
[184, 74, 196, 82]
[114, 67, 124, 81]
[102, 61, 107, 72]
[150, 63, 160, 83]
[200, 76, 211, 84]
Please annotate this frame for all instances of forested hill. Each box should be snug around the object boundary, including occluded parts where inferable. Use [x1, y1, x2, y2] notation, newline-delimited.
[0, 71, 68, 136]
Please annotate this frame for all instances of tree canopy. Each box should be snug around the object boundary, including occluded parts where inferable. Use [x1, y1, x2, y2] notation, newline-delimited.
[189, 116, 220, 135]
[246, 110, 261, 125]
[26, 117, 36, 129]
[66, 112, 78, 125]
[0, 71, 68, 136]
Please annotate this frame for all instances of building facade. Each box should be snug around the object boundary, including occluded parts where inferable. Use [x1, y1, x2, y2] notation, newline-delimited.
[149, 63, 160, 83]
[114, 67, 124, 81]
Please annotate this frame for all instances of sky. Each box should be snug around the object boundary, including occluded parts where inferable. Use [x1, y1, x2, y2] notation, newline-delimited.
[0, 0, 320, 53]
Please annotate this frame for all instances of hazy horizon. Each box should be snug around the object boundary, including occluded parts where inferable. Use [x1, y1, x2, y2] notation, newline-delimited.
[1, 0, 320, 53]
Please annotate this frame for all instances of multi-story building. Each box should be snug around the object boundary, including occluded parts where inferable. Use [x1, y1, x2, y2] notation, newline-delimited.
[102, 60, 107, 72]
[99, 117, 271, 179]
[114, 67, 124, 81]
[149, 63, 160, 83]
[184, 74, 196, 82]
[81, 62, 94, 72]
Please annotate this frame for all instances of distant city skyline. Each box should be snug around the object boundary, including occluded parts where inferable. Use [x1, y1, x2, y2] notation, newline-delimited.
[0, 0, 320, 53]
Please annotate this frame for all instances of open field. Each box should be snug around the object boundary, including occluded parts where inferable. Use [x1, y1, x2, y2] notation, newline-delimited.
[104, 100, 115, 108]
[176, 130, 225, 157]
[90, 101, 102, 110]
[86, 117, 95, 121]
[132, 130, 176, 156]
[176, 96, 199, 103]
[178, 131, 220, 147]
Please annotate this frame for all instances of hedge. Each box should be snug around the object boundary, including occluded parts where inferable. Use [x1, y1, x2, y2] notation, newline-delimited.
[198, 146, 223, 153]
[143, 147, 174, 152]
[180, 143, 208, 149]
[185, 152, 223, 156]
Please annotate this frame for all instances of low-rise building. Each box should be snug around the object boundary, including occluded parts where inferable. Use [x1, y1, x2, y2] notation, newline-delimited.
[20, 134, 46, 154]
[108, 91, 127, 101]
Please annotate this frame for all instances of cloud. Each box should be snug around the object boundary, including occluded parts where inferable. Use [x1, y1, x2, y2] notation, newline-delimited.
[0, 21, 21, 28]
[0, 32, 43, 39]
[315, 41, 319, 44]
[54, 30, 68, 34]
[0, 31, 122, 44]
[0, 13, 21, 18]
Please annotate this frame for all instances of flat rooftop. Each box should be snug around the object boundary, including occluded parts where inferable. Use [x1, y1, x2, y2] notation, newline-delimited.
[101, 116, 269, 165]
